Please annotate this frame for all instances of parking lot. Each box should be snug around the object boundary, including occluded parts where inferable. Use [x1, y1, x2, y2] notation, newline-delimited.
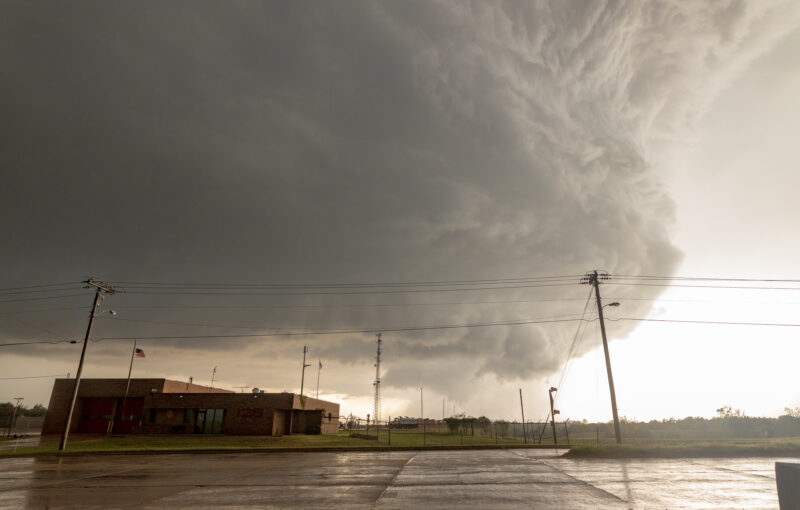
[0, 449, 789, 509]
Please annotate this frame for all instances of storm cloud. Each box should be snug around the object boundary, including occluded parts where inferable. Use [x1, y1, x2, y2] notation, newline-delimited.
[2, 1, 798, 415]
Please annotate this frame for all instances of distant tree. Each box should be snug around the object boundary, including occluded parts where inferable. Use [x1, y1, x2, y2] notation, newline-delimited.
[716, 406, 744, 418]
[23, 404, 47, 417]
[784, 407, 800, 418]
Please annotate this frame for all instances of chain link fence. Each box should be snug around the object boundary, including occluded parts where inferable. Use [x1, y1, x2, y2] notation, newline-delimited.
[341, 416, 592, 447]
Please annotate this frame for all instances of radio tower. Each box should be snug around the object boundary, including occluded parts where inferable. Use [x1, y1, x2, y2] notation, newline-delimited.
[372, 333, 382, 423]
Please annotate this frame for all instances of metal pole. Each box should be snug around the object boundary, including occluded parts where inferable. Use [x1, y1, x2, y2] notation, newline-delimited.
[7, 398, 22, 437]
[59, 285, 104, 451]
[315, 359, 321, 398]
[591, 270, 622, 444]
[118, 339, 137, 433]
[420, 387, 425, 446]
[519, 388, 527, 444]
[300, 346, 311, 396]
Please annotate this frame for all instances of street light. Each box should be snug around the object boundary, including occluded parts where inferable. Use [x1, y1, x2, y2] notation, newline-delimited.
[604, 302, 620, 308]
[6, 398, 23, 437]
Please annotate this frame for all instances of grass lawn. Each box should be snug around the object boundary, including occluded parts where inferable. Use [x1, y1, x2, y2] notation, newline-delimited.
[5, 432, 800, 458]
[1, 430, 541, 456]
[564, 437, 800, 458]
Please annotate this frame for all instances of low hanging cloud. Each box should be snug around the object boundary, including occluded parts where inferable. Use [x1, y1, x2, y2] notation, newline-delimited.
[2, 1, 799, 411]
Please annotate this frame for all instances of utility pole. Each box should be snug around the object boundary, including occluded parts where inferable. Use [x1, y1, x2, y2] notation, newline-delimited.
[582, 270, 622, 444]
[519, 388, 527, 443]
[210, 366, 217, 390]
[315, 359, 322, 398]
[420, 387, 425, 446]
[373, 334, 382, 423]
[300, 346, 311, 396]
[6, 398, 23, 437]
[548, 387, 558, 444]
[59, 278, 116, 451]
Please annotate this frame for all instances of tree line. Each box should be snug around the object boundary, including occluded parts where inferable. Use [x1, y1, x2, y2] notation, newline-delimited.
[0, 402, 47, 418]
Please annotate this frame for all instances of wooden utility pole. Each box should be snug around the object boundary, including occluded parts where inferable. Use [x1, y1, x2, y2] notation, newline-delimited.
[420, 387, 425, 446]
[548, 387, 558, 444]
[373, 334, 382, 423]
[300, 346, 311, 396]
[583, 270, 622, 444]
[59, 278, 116, 451]
[519, 388, 527, 443]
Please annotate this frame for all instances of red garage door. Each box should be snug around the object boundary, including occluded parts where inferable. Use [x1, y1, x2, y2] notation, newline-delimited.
[78, 398, 115, 433]
[115, 398, 144, 433]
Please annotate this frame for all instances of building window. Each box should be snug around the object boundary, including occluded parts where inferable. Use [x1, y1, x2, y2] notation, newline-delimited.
[184, 409, 192, 424]
[194, 409, 224, 434]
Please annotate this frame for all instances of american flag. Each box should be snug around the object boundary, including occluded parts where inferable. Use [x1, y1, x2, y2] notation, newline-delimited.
[134, 348, 145, 358]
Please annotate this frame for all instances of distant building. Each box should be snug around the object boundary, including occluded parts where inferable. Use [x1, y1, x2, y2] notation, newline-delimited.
[41, 378, 339, 436]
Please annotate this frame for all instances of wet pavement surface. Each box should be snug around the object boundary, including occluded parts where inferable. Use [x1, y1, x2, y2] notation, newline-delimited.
[0, 449, 793, 509]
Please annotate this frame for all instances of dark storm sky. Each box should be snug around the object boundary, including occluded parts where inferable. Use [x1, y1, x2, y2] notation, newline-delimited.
[3, 1, 795, 414]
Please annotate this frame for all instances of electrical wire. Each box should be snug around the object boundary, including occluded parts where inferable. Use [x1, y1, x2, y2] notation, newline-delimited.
[119, 282, 578, 296]
[0, 307, 86, 316]
[610, 317, 800, 327]
[613, 275, 800, 283]
[95, 316, 593, 341]
[0, 293, 87, 304]
[0, 374, 68, 380]
[0, 282, 82, 292]
[606, 282, 800, 291]
[0, 339, 78, 347]
[115, 274, 584, 288]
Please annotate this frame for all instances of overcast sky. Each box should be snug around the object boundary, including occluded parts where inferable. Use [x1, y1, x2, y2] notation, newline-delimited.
[2, 1, 800, 422]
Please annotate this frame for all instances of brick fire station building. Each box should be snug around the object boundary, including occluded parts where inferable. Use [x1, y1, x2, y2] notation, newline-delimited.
[41, 378, 339, 436]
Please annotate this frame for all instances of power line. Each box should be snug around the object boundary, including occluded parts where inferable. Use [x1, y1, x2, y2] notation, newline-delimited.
[119, 282, 578, 297]
[114, 274, 583, 288]
[611, 317, 800, 327]
[5, 315, 800, 349]
[5, 316, 64, 338]
[0, 339, 78, 347]
[549, 289, 594, 415]
[96, 315, 591, 341]
[614, 275, 800, 283]
[0, 307, 86, 316]
[0, 293, 87, 304]
[607, 283, 800, 291]
[0, 282, 82, 292]
[0, 286, 84, 296]
[0, 374, 69, 380]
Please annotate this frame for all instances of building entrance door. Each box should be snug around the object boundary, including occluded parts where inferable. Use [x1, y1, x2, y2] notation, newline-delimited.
[194, 408, 224, 434]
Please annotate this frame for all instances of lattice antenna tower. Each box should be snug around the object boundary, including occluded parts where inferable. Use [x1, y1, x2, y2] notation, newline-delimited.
[373, 333, 382, 423]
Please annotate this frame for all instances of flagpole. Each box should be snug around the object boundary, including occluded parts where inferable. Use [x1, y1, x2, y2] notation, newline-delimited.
[316, 360, 321, 398]
[119, 339, 136, 434]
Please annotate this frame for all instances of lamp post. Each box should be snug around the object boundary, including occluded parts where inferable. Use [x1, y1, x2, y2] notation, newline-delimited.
[6, 398, 23, 437]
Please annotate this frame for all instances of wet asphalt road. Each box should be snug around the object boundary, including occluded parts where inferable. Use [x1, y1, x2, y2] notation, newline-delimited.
[0, 449, 791, 509]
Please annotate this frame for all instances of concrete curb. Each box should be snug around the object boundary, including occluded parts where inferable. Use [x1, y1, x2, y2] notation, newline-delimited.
[2, 443, 571, 458]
